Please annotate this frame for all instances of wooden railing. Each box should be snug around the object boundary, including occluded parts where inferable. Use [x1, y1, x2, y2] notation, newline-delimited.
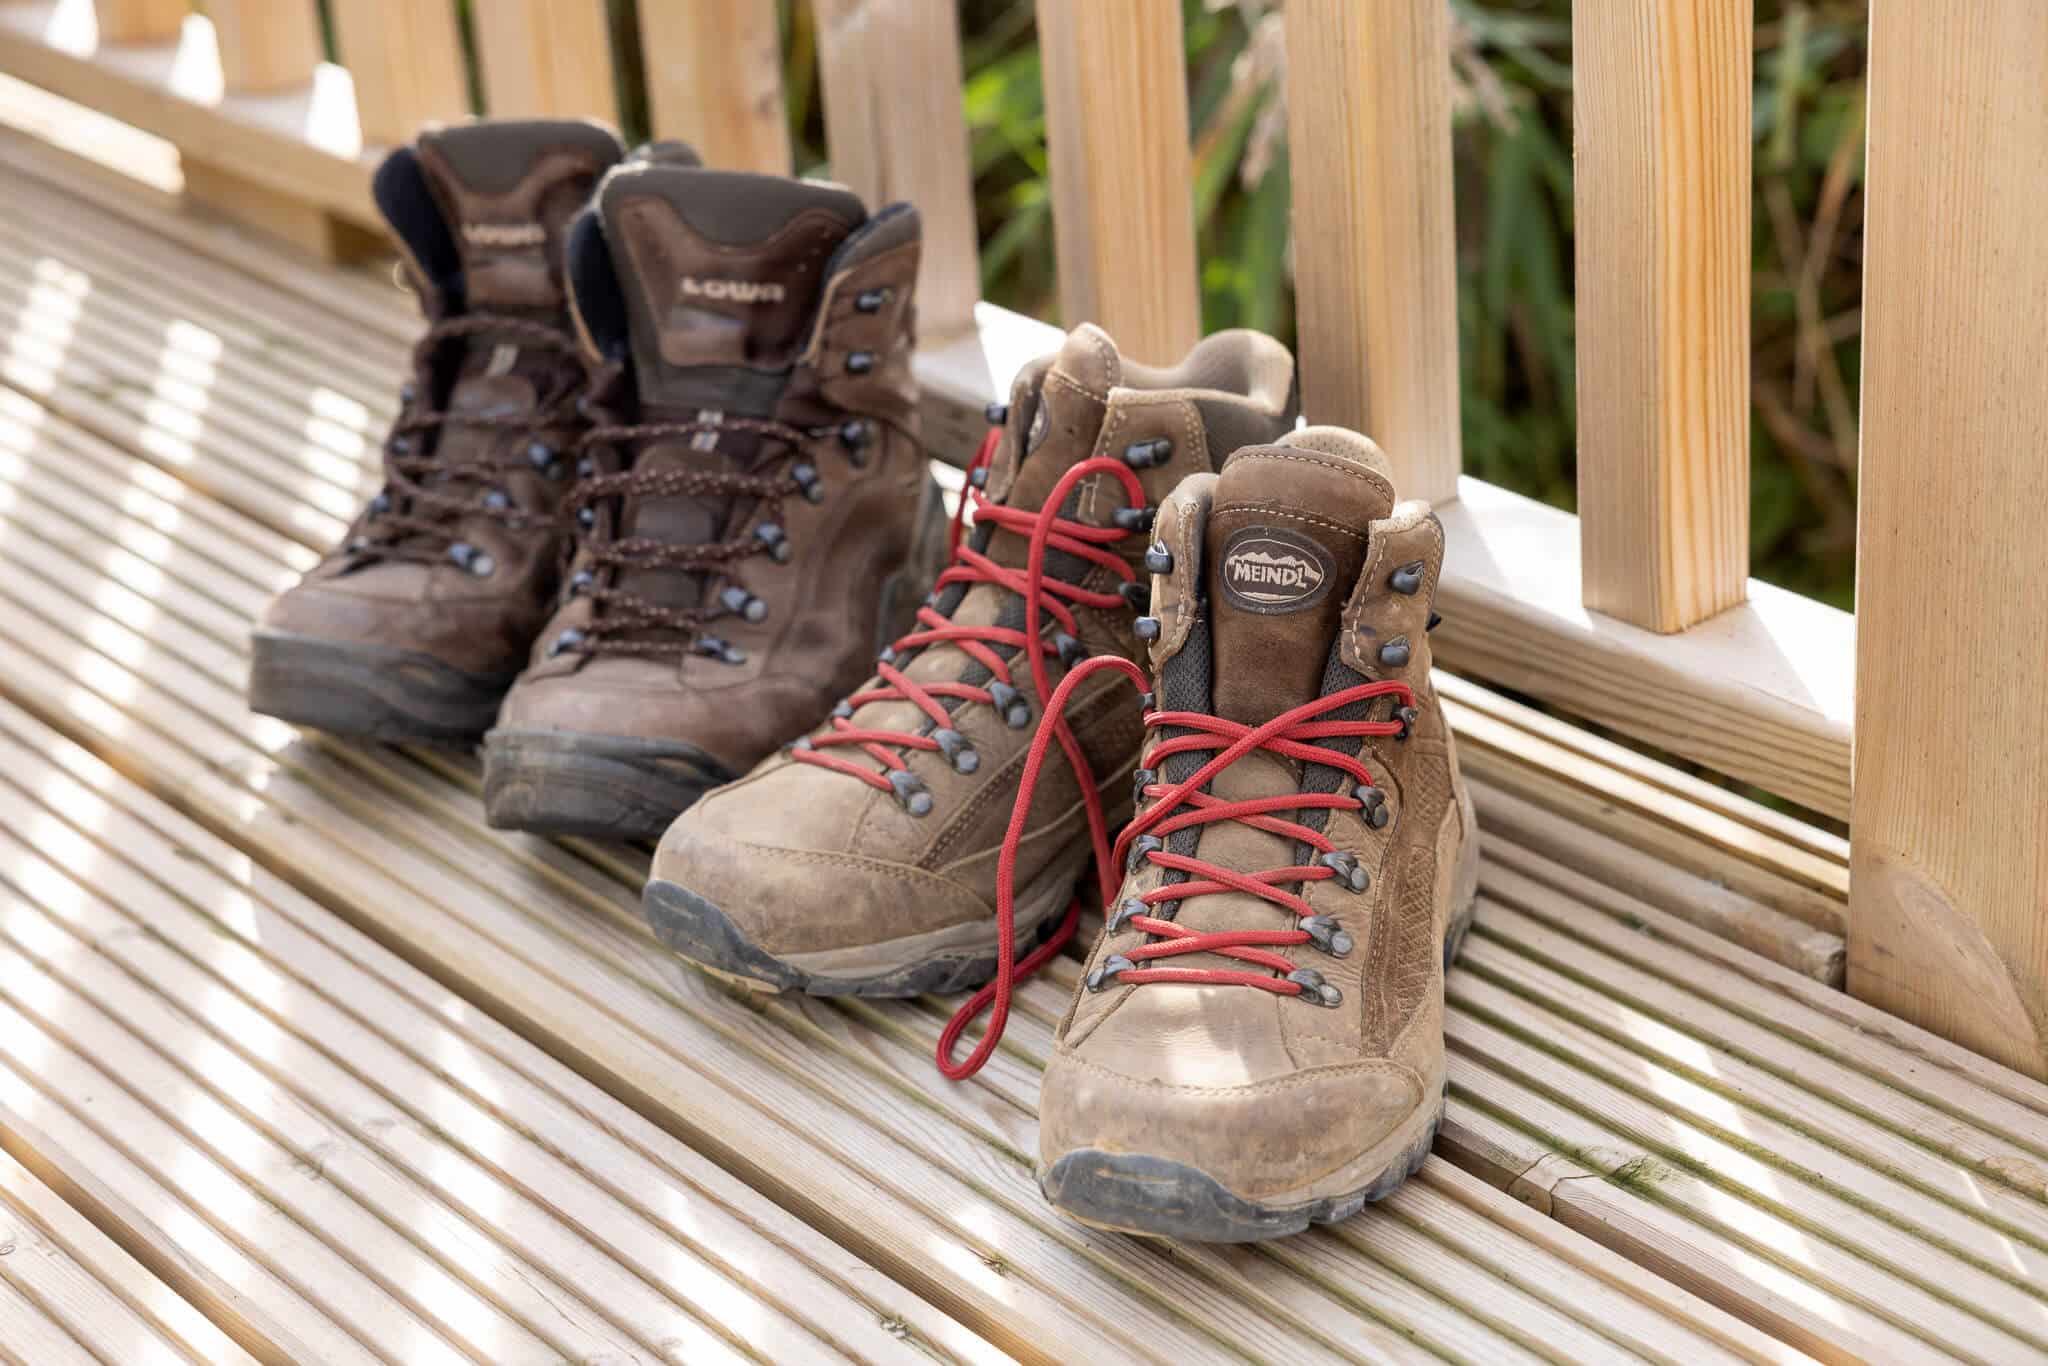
[0, 0, 2038, 1079]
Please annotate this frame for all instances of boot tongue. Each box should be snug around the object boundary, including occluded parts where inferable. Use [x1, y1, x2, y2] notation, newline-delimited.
[595, 165, 867, 414]
[1204, 428, 1397, 724]
[410, 120, 623, 313]
[994, 323, 1121, 515]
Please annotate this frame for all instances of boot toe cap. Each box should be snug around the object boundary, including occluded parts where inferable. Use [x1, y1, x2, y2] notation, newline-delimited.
[1038, 1045, 1427, 1213]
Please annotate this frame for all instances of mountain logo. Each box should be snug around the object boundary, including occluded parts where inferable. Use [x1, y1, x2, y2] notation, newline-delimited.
[1219, 527, 1334, 615]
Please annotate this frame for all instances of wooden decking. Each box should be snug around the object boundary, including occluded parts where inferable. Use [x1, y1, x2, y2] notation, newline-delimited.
[0, 133, 2044, 1366]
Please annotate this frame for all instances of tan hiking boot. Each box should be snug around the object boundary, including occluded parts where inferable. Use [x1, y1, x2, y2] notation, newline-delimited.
[1035, 426, 1478, 1241]
[642, 324, 1298, 1019]
[481, 161, 942, 837]
[250, 120, 624, 743]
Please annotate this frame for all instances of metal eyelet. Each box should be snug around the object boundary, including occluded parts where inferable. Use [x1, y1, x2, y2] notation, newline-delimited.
[930, 727, 979, 774]
[839, 419, 870, 454]
[854, 288, 888, 313]
[720, 585, 768, 623]
[565, 569, 594, 599]
[575, 455, 597, 479]
[831, 700, 855, 720]
[1120, 582, 1148, 610]
[398, 381, 418, 405]
[1389, 561, 1425, 595]
[1131, 767, 1156, 809]
[390, 434, 416, 455]
[1143, 542, 1173, 575]
[1358, 786, 1391, 830]
[1113, 505, 1157, 532]
[755, 523, 791, 562]
[1121, 438, 1172, 469]
[1392, 705, 1419, 741]
[1107, 898, 1147, 933]
[527, 440, 563, 478]
[482, 488, 512, 512]
[1133, 616, 1161, 641]
[694, 635, 748, 666]
[846, 351, 875, 375]
[576, 506, 596, 532]
[792, 463, 825, 504]
[1320, 850, 1369, 893]
[889, 768, 933, 816]
[1126, 834, 1163, 873]
[988, 681, 1030, 728]
[1053, 632, 1085, 668]
[448, 541, 494, 577]
[1299, 916, 1354, 956]
[984, 401, 1010, 426]
[1287, 968, 1343, 1007]
[547, 627, 585, 657]
[367, 492, 391, 517]
[1086, 955, 1134, 991]
[1378, 638, 1411, 669]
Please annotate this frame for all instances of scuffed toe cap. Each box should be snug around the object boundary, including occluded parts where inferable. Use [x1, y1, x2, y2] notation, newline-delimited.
[1037, 1046, 1426, 1204]
[649, 763, 990, 959]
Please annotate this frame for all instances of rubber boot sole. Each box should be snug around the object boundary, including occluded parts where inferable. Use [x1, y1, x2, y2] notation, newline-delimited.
[481, 730, 738, 840]
[1037, 899, 1478, 1242]
[642, 846, 1087, 997]
[248, 630, 513, 747]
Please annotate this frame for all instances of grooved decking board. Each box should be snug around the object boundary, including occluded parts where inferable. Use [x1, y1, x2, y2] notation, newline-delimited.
[0, 1148, 261, 1366]
[1, 129, 2044, 1366]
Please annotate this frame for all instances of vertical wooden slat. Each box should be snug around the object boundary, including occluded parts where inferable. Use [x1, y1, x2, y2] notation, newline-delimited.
[1035, 0, 1199, 364]
[1283, 0, 1460, 503]
[207, 0, 321, 94]
[637, 0, 791, 175]
[474, 0, 619, 123]
[1851, 0, 2048, 1081]
[329, 0, 469, 149]
[813, 0, 979, 342]
[92, 0, 185, 45]
[1574, 1, 1751, 633]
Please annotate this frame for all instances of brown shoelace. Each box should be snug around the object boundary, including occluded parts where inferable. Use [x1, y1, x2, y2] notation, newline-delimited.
[349, 314, 585, 569]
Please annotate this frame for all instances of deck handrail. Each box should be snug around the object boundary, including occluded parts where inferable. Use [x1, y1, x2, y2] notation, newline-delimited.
[0, 0, 2035, 1078]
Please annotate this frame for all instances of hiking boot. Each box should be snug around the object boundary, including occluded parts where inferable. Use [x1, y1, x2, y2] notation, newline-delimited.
[250, 119, 624, 744]
[642, 323, 1299, 1017]
[481, 161, 943, 837]
[1034, 426, 1479, 1241]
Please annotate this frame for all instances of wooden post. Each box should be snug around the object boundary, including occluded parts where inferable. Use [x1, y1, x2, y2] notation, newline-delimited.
[637, 0, 791, 175]
[813, 0, 979, 342]
[1283, 0, 1460, 504]
[328, 0, 469, 149]
[91, 0, 185, 45]
[1574, 1, 1751, 633]
[1851, 0, 2048, 1081]
[206, 0, 321, 93]
[474, 0, 619, 123]
[1036, 0, 1199, 364]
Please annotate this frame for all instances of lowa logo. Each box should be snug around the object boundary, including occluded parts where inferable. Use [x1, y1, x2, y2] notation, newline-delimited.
[461, 222, 546, 248]
[680, 276, 788, 304]
[1219, 526, 1334, 615]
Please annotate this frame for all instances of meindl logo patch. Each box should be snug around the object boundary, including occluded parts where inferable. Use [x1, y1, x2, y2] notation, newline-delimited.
[680, 276, 788, 304]
[462, 222, 547, 248]
[1219, 526, 1334, 615]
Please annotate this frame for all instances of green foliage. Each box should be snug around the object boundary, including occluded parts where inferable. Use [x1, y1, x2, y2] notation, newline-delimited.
[770, 0, 1865, 608]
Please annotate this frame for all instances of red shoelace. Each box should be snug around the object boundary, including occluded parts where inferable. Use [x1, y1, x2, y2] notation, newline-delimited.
[936, 655, 1415, 1079]
[789, 426, 1154, 1080]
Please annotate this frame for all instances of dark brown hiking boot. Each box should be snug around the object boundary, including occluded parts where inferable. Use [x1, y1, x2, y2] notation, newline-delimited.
[480, 162, 943, 837]
[1033, 427, 1478, 1241]
[250, 119, 625, 743]
[642, 324, 1298, 1024]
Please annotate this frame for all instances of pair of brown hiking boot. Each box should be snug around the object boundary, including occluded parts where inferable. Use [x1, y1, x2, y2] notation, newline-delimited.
[645, 325, 1477, 1241]
[251, 119, 941, 837]
[254, 118, 1478, 1244]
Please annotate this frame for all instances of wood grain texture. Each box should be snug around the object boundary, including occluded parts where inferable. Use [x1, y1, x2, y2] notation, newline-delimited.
[1035, 0, 1199, 364]
[91, 0, 185, 45]
[1852, 0, 2048, 1081]
[328, 0, 468, 149]
[472, 0, 618, 123]
[1574, 0, 1751, 633]
[0, 4, 379, 223]
[204, 0, 320, 93]
[1283, 0, 1460, 503]
[814, 0, 979, 341]
[637, 0, 790, 174]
